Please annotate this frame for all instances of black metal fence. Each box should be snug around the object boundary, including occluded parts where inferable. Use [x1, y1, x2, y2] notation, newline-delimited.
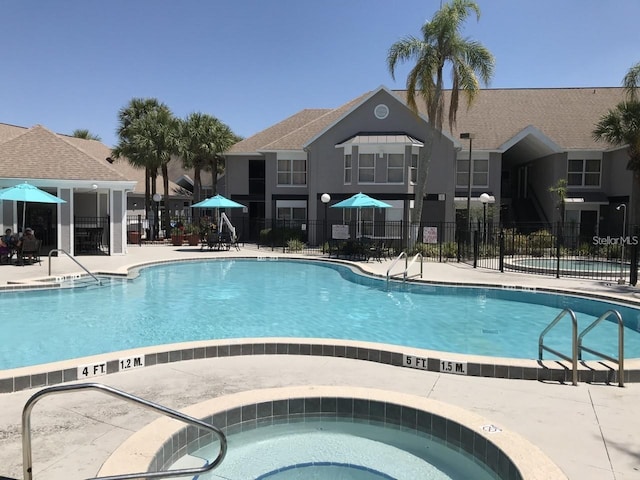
[125, 214, 638, 283]
[75, 216, 110, 255]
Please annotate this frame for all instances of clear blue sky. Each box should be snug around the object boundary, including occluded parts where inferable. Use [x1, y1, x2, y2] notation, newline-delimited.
[2, 0, 639, 147]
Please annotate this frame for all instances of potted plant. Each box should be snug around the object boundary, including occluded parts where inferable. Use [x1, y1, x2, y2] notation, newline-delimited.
[185, 224, 200, 246]
[171, 225, 185, 246]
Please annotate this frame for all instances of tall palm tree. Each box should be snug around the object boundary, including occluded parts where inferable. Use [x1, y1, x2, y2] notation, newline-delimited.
[206, 121, 241, 197]
[593, 61, 640, 224]
[179, 112, 223, 204]
[71, 129, 101, 141]
[113, 98, 180, 236]
[387, 0, 494, 226]
[113, 98, 162, 216]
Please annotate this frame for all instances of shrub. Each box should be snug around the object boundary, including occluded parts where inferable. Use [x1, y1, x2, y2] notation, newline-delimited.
[259, 227, 303, 246]
[287, 238, 305, 252]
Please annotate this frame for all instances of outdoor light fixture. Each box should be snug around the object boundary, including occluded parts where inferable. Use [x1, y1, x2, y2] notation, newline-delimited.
[480, 192, 493, 243]
[617, 203, 627, 284]
[321, 193, 331, 253]
[460, 133, 475, 236]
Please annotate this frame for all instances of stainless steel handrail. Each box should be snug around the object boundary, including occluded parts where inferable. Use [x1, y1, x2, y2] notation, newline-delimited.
[538, 308, 578, 386]
[22, 382, 227, 480]
[386, 251, 407, 282]
[578, 309, 625, 387]
[48, 248, 101, 285]
[403, 253, 423, 281]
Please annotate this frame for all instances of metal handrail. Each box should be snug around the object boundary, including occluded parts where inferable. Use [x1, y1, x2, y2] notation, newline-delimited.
[538, 308, 578, 386]
[578, 309, 625, 387]
[48, 248, 101, 285]
[386, 251, 407, 282]
[22, 383, 227, 480]
[403, 253, 423, 281]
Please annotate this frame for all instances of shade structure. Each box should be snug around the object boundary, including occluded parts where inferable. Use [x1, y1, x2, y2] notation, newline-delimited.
[192, 194, 246, 209]
[192, 194, 246, 233]
[330, 192, 391, 238]
[0, 182, 66, 234]
[330, 192, 392, 209]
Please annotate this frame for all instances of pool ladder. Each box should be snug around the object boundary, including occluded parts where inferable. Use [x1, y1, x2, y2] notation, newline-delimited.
[386, 252, 423, 282]
[22, 382, 227, 480]
[48, 248, 101, 285]
[538, 308, 625, 386]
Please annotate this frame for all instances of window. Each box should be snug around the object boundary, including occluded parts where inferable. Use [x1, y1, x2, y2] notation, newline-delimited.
[410, 154, 418, 184]
[358, 153, 375, 183]
[456, 158, 488, 188]
[568, 159, 601, 186]
[344, 154, 352, 184]
[277, 159, 307, 185]
[277, 207, 306, 221]
[387, 153, 404, 183]
[276, 200, 307, 226]
[473, 159, 488, 187]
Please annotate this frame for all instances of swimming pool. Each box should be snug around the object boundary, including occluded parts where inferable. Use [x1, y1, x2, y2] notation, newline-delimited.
[100, 386, 564, 480]
[508, 257, 629, 277]
[1, 258, 639, 370]
[169, 418, 497, 479]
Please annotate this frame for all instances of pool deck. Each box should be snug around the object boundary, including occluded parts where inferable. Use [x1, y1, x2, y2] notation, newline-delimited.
[0, 244, 639, 479]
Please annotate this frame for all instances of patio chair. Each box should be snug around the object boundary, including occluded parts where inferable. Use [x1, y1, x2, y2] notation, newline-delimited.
[19, 238, 41, 265]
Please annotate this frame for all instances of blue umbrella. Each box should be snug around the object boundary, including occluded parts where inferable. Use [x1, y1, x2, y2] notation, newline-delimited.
[192, 194, 246, 209]
[0, 182, 66, 234]
[192, 194, 246, 233]
[331, 192, 391, 238]
[330, 192, 392, 209]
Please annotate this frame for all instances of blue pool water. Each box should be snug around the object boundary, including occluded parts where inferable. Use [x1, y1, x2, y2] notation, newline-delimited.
[1, 259, 639, 370]
[170, 418, 496, 480]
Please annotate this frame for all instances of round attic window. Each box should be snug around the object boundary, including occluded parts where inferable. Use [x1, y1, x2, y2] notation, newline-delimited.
[374, 104, 389, 119]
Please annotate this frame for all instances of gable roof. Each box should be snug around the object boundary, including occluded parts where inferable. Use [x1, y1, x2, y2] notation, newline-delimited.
[0, 125, 130, 182]
[228, 86, 626, 154]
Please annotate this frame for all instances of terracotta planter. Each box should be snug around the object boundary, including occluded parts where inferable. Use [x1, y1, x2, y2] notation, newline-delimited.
[171, 235, 184, 246]
[187, 234, 200, 246]
[128, 231, 141, 244]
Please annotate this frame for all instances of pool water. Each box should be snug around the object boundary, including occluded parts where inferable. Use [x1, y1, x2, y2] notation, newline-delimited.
[169, 418, 496, 480]
[512, 258, 628, 273]
[1, 259, 639, 370]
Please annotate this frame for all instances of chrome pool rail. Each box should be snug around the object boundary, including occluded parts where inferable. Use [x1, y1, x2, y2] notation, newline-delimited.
[578, 309, 624, 387]
[539, 308, 578, 386]
[404, 252, 423, 281]
[386, 251, 407, 282]
[48, 248, 101, 285]
[22, 382, 227, 480]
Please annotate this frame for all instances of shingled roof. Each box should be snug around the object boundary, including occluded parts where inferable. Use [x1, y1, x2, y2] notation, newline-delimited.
[228, 87, 626, 154]
[0, 125, 129, 181]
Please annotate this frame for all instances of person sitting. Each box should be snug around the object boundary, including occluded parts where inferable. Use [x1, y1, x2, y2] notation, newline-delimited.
[18, 228, 39, 265]
[0, 228, 16, 264]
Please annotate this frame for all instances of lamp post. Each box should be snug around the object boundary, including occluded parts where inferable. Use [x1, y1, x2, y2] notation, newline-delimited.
[480, 193, 490, 243]
[152, 193, 162, 241]
[617, 203, 626, 284]
[460, 133, 475, 239]
[321, 193, 331, 253]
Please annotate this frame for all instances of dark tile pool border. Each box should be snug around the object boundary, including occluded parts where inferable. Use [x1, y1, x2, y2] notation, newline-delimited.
[152, 395, 521, 480]
[1, 339, 636, 394]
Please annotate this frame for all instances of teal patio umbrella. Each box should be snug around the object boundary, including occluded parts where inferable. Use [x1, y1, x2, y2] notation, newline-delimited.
[0, 182, 66, 234]
[331, 192, 391, 238]
[192, 194, 246, 231]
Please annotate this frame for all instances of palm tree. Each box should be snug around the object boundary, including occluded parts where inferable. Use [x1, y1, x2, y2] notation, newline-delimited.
[179, 112, 223, 204]
[206, 121, 241, 197]
[387, 0, 494, 226]
[71, 129, 101, 141]
[113, 98, 180, 237]
[593, 61, 640, 224]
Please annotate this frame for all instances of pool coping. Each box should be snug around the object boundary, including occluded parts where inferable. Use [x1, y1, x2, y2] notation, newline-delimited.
[97, 385, 567, 480]
[2, 337, 639, 394]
